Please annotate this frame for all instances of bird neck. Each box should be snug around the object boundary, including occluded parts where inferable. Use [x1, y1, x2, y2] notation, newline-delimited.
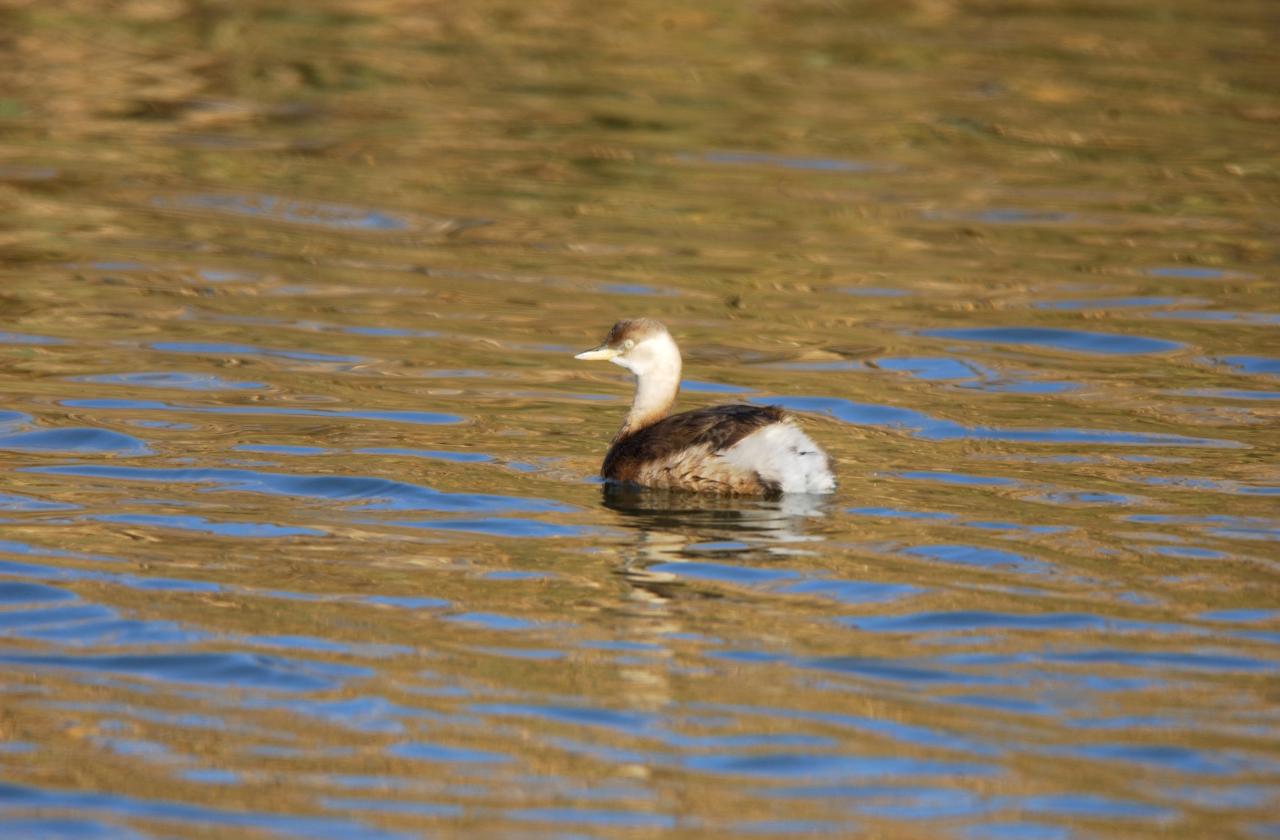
[618, 354, 681, 439]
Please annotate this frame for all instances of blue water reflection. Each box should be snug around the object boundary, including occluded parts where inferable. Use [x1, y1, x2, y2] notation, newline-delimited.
[75, 372, 267, 391]
[1216, 355, 1280, 378]
[761, 396, 1236, 447]
[0, 331, 65, 345]
[921, 327, 1182, 355]
[90, 513, 323, 538]
[679, 150, 881, 172]
[0, 427, 152, 456]
[0, 781, 414, 840]
[160, 193, 414, 232]
[61, 398, 461, 426]
[150, 341, 362, 364]
[30, 464, 567, 513]
[0, 652, 369, 691]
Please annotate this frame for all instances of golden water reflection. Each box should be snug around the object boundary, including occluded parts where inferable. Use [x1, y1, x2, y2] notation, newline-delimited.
[0, 0, 1277, 837]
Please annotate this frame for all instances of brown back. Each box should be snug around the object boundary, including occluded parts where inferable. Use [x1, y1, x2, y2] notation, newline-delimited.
[602, 404, 787, 484]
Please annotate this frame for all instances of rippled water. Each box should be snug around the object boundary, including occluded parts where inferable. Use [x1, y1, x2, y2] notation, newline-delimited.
[2, 1, 1278, 838]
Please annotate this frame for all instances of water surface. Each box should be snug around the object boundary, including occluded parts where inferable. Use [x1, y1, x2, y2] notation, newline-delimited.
[1, 1, 1278, 838]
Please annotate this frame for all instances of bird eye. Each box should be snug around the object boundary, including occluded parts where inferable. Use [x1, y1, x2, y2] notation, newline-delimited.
[622, 339, 635, 350]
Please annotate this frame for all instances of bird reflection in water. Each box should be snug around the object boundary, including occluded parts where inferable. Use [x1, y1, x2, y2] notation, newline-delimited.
[602, 483, 831, 601]
[591, 484, 833, 754]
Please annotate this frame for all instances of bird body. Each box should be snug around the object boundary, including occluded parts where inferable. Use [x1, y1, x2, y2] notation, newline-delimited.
[575, 319, 835, 496]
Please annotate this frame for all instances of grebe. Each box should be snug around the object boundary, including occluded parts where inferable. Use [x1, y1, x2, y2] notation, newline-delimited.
[575, 319, 836, 496]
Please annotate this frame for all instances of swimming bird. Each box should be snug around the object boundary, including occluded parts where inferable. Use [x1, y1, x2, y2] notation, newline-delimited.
[575, 319, 836, 496]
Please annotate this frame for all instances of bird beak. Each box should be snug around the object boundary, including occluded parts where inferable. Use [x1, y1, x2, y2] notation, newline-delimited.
[574, 344, 617, 361]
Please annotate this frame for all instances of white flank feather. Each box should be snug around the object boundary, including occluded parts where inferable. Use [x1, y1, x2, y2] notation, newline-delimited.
[720, 420, 836, 494]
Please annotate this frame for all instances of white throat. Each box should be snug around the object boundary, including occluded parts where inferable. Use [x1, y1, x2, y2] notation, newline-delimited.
[613, 332, 682, 436]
